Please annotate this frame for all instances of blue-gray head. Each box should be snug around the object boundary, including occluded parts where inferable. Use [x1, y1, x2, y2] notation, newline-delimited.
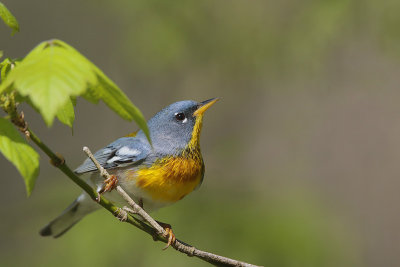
[139, 98, 218, 155]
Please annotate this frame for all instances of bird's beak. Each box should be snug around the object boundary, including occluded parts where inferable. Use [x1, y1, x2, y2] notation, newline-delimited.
[194, 98, 219, 117]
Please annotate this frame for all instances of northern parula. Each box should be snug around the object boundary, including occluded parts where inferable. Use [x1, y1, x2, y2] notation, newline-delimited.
[40, 98, 218, 244]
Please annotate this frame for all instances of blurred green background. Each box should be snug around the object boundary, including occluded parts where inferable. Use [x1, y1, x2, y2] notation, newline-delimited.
[2, 0, 400, 266]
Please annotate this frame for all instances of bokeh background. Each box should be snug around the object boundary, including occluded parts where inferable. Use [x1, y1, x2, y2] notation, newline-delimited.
[1, 0, 400, 266]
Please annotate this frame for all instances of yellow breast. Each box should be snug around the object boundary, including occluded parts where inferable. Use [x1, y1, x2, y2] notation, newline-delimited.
[133, 157, 204, 202]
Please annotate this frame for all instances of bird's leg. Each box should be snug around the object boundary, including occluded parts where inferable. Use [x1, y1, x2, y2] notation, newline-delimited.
[156, 221, 176, 250]
[98, 174, 119, 194]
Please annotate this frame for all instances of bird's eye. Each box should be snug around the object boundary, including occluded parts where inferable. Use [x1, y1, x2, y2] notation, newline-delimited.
[175, 112, 186, 121]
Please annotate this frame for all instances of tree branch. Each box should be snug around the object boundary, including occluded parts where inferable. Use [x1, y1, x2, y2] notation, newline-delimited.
[27, 129, 157, 237]
[82, 146, 167, 239]
[82, 146, 260, 266]
[6, 105, 260, 266]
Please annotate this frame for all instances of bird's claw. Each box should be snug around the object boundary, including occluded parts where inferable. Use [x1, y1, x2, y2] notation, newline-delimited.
[122, 206, 137, 215]
[156, 222, 176, 250]
[115, 207, 128, 222]
[162, 226, 176, 250]
[99, 175, 118, 194]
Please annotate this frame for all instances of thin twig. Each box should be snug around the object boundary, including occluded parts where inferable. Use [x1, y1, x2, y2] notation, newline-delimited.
[26, 129, 157, 236]
[82, 146, 166, 237]
[82, 146, 260, 267]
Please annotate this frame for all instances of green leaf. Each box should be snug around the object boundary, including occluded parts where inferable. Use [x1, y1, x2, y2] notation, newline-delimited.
[56, 97, 75, 128]
[0, 51, 3, 59]
[0, 40, 96, 126]
[0, 57, 12, 81]
[0, 39, 150, 143]
[0, 2, 20, 35]
[0, 117, 39, 196]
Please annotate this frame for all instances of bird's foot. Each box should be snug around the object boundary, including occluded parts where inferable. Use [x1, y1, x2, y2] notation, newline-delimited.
[157, 221, 176, 250]
[99, 175, 118, 194]
[115, 207, 128, 222]
[122, 206, 137, 215]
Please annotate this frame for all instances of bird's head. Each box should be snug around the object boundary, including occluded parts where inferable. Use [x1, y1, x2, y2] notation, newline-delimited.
[144, 98, 219, 155]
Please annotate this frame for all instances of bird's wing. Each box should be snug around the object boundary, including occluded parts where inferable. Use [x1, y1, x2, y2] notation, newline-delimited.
[74, 137, 150, 174]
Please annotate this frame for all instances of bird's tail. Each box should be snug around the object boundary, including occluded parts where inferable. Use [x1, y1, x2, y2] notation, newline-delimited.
[40, 194, 98, 238]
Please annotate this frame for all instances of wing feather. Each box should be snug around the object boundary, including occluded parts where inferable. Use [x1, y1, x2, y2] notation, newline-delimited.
[74, 137, 150, 174]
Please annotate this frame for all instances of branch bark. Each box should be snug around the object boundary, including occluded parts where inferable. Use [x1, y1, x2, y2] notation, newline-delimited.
[82, 146, 260, 267]
[7, 106, 260, 266]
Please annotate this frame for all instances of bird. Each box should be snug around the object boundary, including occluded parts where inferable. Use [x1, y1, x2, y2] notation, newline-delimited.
[39, 98, 218, 247]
